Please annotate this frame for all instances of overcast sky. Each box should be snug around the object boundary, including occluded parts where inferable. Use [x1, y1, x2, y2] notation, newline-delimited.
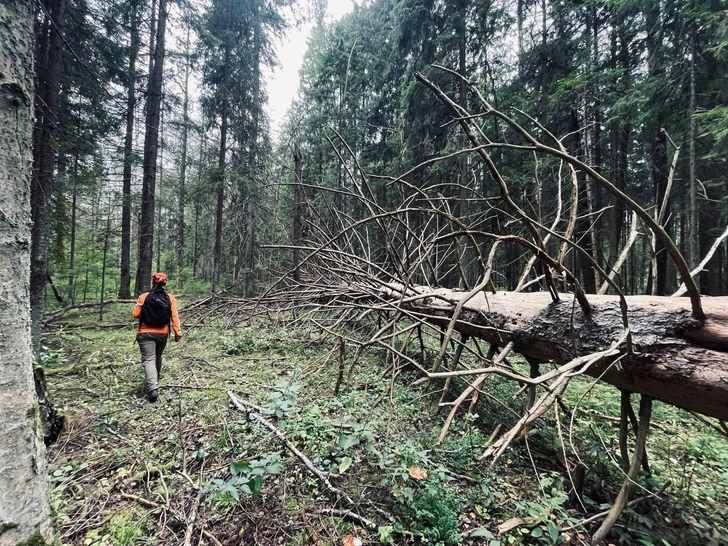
[265, 1, 355, 134]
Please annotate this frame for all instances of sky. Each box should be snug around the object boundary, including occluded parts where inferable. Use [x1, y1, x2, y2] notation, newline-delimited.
[265, 1, 356, 134]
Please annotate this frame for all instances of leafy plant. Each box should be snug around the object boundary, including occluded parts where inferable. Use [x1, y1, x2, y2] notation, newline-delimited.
[204, 452, 284, 508]
[36, 346, 67, 370]
[393, 477, 462, 545]
[264, 377, 303, 421]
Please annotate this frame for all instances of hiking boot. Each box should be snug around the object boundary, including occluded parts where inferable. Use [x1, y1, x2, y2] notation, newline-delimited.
[148, 389, 159, 402]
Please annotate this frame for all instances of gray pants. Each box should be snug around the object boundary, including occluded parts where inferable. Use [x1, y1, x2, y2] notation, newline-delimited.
[137, 332, 168, 393]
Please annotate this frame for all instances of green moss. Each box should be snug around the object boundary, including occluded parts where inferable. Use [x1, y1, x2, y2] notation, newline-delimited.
[26, 403, 39, 419]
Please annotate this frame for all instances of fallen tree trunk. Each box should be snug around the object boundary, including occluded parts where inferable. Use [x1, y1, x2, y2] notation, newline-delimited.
[381, 285, 728, 421]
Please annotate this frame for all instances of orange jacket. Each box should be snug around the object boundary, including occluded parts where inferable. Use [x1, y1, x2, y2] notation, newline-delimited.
[133, 291, 182, 336]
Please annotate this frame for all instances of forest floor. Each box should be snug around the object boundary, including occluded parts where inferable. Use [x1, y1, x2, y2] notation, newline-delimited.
[43, 297, 728, 546]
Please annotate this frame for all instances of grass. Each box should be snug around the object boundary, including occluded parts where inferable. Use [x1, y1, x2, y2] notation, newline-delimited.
[43, 299, 728, 545]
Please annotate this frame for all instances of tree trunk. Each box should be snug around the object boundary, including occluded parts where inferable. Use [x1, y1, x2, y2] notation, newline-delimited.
[156, 100, 164, 273]
[244, 20, 262, 297]
[31, 0, 66, 354]
[177, 25, 191, 289]
[382, 284, 728, 421]
[134, 0, 167, 295]
[68, 156, 78, 303]
[0, 0, 54, 541]
[212, 47, 230, 293]
[689, 17, 698, 269]
[567, 109, 597, 293]
[119, 0, 139, 299]
[30, 0, 66, 448]
[644, 0, 671, 296]
[293, 143, 303, 282]
[607, 24, 631, 273]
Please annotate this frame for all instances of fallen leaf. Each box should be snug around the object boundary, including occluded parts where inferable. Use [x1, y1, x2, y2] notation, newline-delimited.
[409, 465, 428, 480]
[339, 456, 353, 474]
[342, 535, 362, 546]
[497, 517, 525, 535]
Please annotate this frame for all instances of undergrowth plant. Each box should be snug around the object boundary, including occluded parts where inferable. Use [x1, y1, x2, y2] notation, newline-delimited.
[204, 453, 285, 509]
[44, 309, 728, 546]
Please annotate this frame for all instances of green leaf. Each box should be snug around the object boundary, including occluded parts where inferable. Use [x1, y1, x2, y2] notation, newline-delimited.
[339, 456, 353, 474]
[224, 484, 240, 502]
[339, 434, 359, 450]
[469, 528, 494, 538]
[230, 460, 250, 476]
[249, 475, 264, 496]
[547, 521, 560, 542]
[402, 487, 414, 503]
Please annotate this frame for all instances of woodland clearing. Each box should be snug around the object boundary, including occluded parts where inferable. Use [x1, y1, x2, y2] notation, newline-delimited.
[44, 299, 728, 546]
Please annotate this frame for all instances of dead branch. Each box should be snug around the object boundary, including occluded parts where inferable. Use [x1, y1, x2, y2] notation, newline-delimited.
[436, 341, 514, 444]
[418, 68, 705, 320]
[227, 391, 361, 510]
[315, 508, 378, 531]
[44, 299, 136, 324]
[561, 480, 671, 533]
[673, 225, 728, 297]
[593, 396, 653, 543]
[598, 211, 639, 295]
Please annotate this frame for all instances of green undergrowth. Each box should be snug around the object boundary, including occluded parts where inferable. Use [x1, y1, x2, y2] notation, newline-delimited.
[44, 302, 728, 545]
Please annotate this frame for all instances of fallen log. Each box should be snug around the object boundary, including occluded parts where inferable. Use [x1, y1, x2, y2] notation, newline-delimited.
[381, 285, 728, 421]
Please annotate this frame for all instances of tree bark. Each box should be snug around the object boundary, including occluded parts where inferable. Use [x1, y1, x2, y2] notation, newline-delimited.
[134, 0, 167, 295]
[0, 0, 54, 541]
[382, 284, 728, 421]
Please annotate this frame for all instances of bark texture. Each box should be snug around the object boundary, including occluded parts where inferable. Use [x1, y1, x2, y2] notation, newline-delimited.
[0, 0, 54, 542]
[385, 285, 728, 421]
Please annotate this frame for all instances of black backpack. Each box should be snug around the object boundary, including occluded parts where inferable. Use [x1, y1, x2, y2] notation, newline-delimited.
[141, 289, 172, 327]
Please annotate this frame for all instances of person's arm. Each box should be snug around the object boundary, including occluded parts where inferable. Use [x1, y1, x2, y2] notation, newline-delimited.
[132, 293, 146, 319]
[170, 294, 182, 340]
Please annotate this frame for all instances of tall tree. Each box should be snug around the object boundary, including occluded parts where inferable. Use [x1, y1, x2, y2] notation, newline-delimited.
[0, 0, 54, 541]
[31, 0, 67, 352]
[644, 0, 672, 295]
[119, 0, 141, 298]
[200, 0, 288, 293]
[135, 0, 168, 295]
[177, 24, 193, 288]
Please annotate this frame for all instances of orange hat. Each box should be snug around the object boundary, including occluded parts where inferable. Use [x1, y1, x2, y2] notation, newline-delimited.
[152, 272, 168, 284]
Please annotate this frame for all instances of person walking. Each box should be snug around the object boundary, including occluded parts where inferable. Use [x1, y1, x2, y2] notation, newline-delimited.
[132, 272, 182, 402]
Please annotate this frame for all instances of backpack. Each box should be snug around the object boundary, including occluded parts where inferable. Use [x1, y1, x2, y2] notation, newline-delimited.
[141, 289, 172, 327]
